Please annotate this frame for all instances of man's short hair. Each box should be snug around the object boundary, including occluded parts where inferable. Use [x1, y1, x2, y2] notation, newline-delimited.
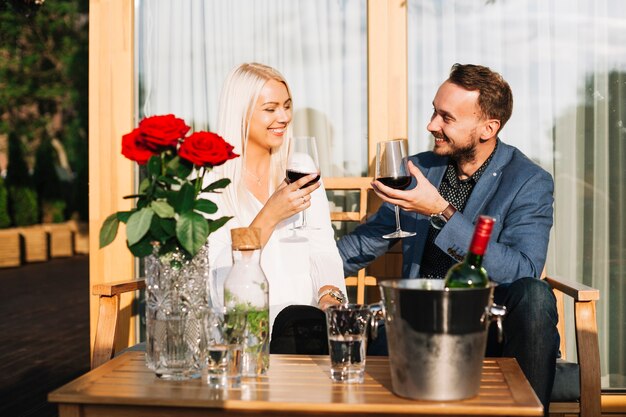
[448, 63, 513, 132]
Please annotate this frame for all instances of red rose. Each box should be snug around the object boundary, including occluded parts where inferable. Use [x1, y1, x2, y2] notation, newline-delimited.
[121, 128, 156, 165]
[178, 131, 239, 167]
[138, 114, 190, 151]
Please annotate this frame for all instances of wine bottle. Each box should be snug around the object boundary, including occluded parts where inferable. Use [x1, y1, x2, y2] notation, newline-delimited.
[444, 215, 495, 288]
[224, 227, 270, 376]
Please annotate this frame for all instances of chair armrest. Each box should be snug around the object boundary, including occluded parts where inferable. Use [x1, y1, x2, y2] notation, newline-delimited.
[92, 279, 146, 297]
[91, 278, 146, 369]
[545, 275, 601, 417]
[544, 276, 599, 301]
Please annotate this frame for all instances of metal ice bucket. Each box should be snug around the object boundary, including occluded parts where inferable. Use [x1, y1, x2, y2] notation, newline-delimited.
[372, 279, 505, 401]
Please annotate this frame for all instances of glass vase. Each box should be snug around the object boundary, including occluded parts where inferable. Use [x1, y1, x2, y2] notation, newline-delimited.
[144, 244, 210, 380]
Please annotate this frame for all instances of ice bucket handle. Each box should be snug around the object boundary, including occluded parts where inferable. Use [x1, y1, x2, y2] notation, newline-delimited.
[368, 300, 506, 342]
[484, 303, 507, 343]
[368, 302, 385, 340]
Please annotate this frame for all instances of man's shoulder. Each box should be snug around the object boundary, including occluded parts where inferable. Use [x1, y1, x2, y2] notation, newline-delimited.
[497, 141, 552, 181]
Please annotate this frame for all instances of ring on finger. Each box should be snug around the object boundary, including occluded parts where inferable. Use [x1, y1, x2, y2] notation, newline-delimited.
[301, 196, 306, 205]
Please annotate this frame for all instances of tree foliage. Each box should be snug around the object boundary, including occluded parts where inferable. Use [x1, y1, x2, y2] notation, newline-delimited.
[34, 135, 66, 222]
[6, 132, 38, 225]
[0, 0, 88, 220]
[6, 132, 32, 188]
[0, 176, 10, 228]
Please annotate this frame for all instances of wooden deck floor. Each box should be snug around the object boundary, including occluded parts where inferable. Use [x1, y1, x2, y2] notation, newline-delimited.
[0, 255, 90, 417]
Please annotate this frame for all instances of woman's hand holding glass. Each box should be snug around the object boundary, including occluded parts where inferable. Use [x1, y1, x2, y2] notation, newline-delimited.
[285, 136, 321, 230]
[251, 173, 319, 244]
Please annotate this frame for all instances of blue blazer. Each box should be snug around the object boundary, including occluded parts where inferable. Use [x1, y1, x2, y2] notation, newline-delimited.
[337, 140, 554, 284]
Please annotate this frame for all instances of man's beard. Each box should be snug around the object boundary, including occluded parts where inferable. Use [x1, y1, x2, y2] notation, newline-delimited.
[432, 131, 479, 165]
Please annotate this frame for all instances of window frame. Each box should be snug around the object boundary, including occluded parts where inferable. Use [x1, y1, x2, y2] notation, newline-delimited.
[88, 0, 408, 353]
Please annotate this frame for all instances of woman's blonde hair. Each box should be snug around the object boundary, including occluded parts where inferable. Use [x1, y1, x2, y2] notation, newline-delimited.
[213, 62, 292, 225]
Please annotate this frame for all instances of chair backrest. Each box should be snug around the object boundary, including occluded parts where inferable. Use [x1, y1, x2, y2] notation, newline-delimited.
[323, 177, 377, 304]
[543, 275, 601, 417]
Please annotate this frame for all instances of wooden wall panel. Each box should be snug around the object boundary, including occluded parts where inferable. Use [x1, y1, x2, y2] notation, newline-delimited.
[367, 0, 408, 171]
[88, 0, 137, 354]
[366, 0, 408, 291]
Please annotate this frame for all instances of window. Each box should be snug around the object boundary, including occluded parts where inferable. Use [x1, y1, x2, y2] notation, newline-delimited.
[408, 0, 626, 389]
[135, 0, 368, 177]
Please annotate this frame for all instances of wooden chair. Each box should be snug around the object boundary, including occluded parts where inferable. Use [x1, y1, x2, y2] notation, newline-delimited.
[543, 276, 601, 417]
[323, 177, 377, 304]
[91, 279, 146, 369]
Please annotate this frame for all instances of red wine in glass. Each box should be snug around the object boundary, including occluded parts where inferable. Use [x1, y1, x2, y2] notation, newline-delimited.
[377, 176, 411, 190]
[286, 136, 321, 230]
[376, 139, 416, 239]
[286, 170, 321, 189]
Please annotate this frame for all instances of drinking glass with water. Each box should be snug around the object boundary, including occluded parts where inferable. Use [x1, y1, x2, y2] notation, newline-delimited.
[325, 304, 372, 383]
[202, 307, 246, 388]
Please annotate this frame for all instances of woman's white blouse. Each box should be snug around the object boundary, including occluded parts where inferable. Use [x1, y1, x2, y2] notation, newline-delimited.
[203, 176, 346, 331]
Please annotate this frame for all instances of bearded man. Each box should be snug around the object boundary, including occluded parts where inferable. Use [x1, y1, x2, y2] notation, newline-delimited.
[337, 63, 558, 416]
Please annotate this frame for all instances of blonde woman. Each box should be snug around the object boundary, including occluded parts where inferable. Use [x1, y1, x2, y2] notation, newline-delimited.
[204, 63, 346, 353]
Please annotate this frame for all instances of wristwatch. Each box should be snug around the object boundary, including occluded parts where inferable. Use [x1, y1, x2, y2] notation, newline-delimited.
[317, 288, 346, 304]
[430, 203, 457, 230]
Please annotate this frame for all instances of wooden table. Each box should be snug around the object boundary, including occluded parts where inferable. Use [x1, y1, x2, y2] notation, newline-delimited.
[49, 352, 542, 416]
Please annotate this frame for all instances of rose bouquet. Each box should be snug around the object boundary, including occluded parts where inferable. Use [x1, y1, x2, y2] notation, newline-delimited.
[99, 114, 238, 259]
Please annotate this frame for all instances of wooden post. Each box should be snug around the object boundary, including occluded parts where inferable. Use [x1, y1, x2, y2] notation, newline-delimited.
[367, 0, 408, 173]
[89, 0, 137, 355]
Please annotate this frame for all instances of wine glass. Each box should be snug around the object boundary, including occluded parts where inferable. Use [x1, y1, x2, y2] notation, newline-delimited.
[376, 139, 416, 239]
[286, 136, 321, 230]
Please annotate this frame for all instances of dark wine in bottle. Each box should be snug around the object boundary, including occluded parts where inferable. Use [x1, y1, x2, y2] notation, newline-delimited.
[286, 170, 320, 189]
[444, 215, 495, 288]
[377, 176, 411, 190]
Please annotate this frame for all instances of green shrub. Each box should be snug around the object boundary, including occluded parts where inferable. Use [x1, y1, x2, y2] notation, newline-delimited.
[0, 176, 10, 228]
[6, 132, 32, 188]
[9, 186, 38, 226]
[42, 199, 66, 223]
[6, 133, 39, 225]
[34, 136, 66, 222]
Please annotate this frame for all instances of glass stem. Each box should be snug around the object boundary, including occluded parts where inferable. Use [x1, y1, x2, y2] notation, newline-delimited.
[301, 208, 308, 228]
[394, 205, 402, 232]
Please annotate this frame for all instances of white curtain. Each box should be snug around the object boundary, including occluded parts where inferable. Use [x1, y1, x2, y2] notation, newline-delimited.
[135, 0, 367, 177]
[408, 0, 626, 388]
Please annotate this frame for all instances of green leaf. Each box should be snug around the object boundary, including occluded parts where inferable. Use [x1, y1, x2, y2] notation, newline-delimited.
[116, 211, 133, 223]
[176, 211, 209, 256]
[126, 207, 154, 246]
[195, 199, 218, 214]
[202, 178, 231, 192]
[159, 239, 181, 257]
[172, 182, 196, 214]
[99, 213, 119, 248]
[139, 178, 150, 194]
[208, 216, 233, 234]
[165, 155, 181, 175]
[155, 187, 168, 199]
[176, 159, 193, 179]
[128, 235, 154, 257]
[149, 215, 175, 243]
[148, 216, 165, 242]
[160, 217, 176, 236]
[151, 200, 175, 218]
[147, 155, 161, 177]
[136, 198, 150, 209]
[157, 175, 178, 185]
